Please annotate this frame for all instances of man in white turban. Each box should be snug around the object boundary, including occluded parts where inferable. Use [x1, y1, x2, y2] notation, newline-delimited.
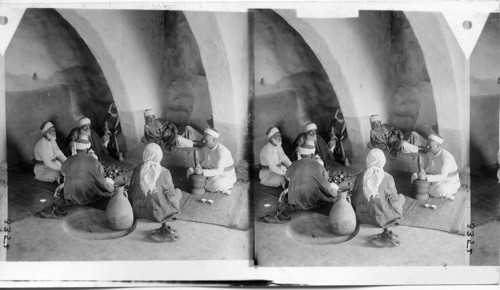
[262, 142, 338, 223]
[128, 143, 182, 243]
[411, 134, 460, 200]
[292, 122, 335, 167]
[33, 121, 67, 183]
[40, 138, 114, 219]
[369, 114, 427, 157]
[187, 128, 237, 194]
[141, 109, 203, 148]
[67, 117, 109, 161]
[259, 127, 292, 188]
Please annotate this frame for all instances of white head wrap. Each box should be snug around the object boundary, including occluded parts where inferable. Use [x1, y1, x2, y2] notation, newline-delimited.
[144, 109, 155, 118]
[75, 139, 91, 150]
[298, 143, 316, 157]
[79, 117, 91, 127]
[370, 115, 381, 123]
[204, 128, 220, 139]
[266, 127, 280, 139]
[140, 143, 163, 195]
[362, 148, 386, 200]
[428, 134, 443, 144]
[304, 122, 317, 132]
[41, 122, 54, 134]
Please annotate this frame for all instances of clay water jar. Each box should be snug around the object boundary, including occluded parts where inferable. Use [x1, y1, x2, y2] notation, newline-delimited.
[189, 173, 206, 195]
[413, 179, 430, 201]
[329, 191, 356, 236]
[105, 186, 134, 231]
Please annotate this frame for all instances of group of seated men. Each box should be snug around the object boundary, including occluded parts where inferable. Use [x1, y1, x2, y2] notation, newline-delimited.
[34, 108, 237, 242]
[260, 112, 461, 226]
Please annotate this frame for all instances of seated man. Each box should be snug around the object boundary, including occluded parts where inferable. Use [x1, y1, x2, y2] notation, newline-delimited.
[262, 143, 338, 223]
[328, 108, 353, 167]
[187, 128, 237, 194]
[39, 139, 114, 218]
[33, 121, 67, 183]
[411, 134, 460, 200]
[259, 127, 292, 188]
[351, 149, 405, 231]
[369, 115, 426, 156]
[163, 123, 204, 148]
[68, 117, 109, 161]
[102, 102, 126, 162]
[142, 109, 169, 145]
[128, 143, 182, 243]
[142, 109, 203, 147]
[292, 122, 335, 167]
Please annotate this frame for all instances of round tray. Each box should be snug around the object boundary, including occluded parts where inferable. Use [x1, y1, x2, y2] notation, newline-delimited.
[63, 207, 137, 240]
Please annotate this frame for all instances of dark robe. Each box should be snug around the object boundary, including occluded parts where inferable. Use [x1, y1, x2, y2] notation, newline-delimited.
[103, 113, 127, 156]
[128, 164, 182, 223]
[328, 119, 353, 162]
[292, 133, 336, 167]
[66, 128, 109, 161]
[285, 158, 336, 210]
[60, 153, 114, 205]
[350, 171, 405, 228]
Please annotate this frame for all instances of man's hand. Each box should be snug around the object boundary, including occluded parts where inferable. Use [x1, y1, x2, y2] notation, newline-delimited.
[194, 164, 203, 175]
[418, 172, 427, 181]
[186, 167, 194, 178]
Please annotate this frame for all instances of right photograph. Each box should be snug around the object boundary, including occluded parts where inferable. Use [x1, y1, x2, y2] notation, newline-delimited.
[250, 9, 471, 267]
[469, 12, 500, 266]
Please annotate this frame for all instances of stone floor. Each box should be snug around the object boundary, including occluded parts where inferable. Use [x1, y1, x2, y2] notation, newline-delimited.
[254, 158, 471, 267]
[255, 211, 469, 267]
[7, 206, 252, 261]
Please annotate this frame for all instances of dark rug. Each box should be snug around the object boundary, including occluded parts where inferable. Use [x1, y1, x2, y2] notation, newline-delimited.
[470, 169, 500, 227]
[7, 171, 58, 222]
[168, 165, 250, 231]
[390, 171, 470, 236]
[8, 159, 135, 223]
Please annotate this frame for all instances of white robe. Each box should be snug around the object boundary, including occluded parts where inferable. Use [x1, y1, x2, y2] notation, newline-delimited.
[411, 148, 460, 199]
[259, 142, 291, 187]
[33, 137, 67, 182]
[199, 143, 236, 193]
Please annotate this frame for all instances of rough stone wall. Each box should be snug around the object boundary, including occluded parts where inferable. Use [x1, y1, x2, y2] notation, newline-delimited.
[470, 13, 500, 170]
[144, 11, 212, 132]
[5, 8, 113, 166]
[387, 11, 436, 135]
[253, 10, 339, 159]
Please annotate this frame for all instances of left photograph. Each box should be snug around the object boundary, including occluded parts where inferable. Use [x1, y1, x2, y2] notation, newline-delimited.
[2, 8, 252, 261]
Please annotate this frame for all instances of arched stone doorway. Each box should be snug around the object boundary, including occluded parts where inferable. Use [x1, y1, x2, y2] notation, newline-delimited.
[274, 10, 466, 169]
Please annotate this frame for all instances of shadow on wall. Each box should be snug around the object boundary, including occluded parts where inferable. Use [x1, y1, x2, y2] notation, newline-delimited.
[6, 85, 75, 169]
[387, 11, 437, 134]
[470, 95, 500, 171]
[252, 90, 303, 163]
[5, 9, 115, 168]
[156, 11, 212, 132]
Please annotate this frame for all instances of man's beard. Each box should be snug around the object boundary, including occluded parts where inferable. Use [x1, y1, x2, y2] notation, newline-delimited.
[49, 134, 57, 141]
